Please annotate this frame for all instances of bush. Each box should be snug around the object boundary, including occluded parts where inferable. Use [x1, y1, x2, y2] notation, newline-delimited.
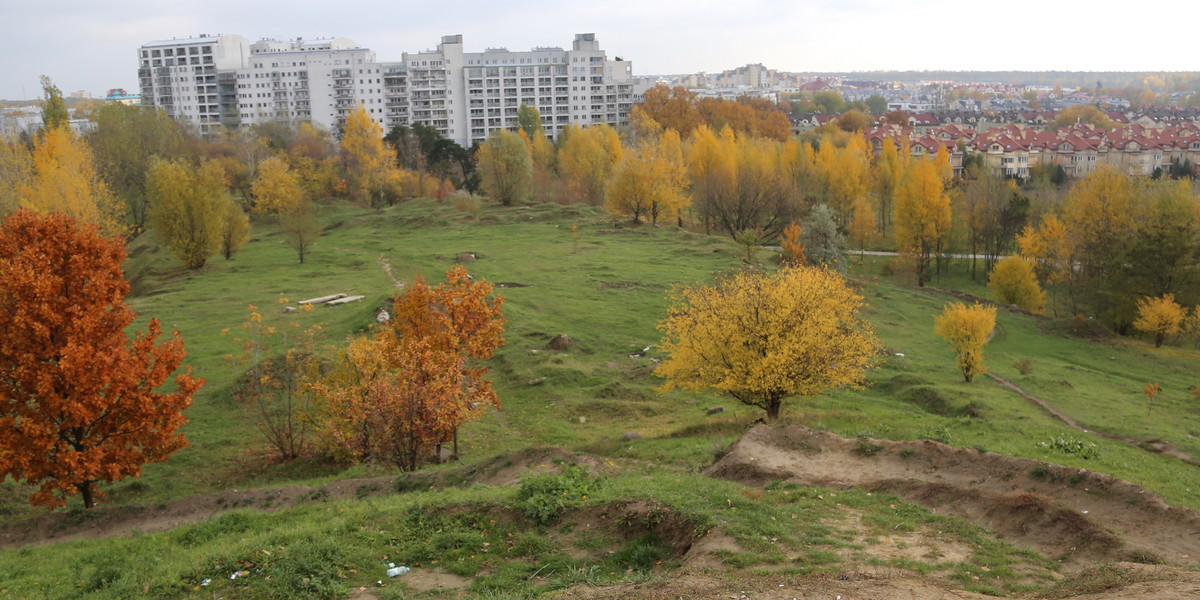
[916, 424, 953, 444]
[1013, 358, 1034, 375]
[514, 464, 598, 524]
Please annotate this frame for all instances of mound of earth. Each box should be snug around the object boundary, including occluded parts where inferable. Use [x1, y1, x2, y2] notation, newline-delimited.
[0, 447, 608, 550]
[706, 424, 1200, 568]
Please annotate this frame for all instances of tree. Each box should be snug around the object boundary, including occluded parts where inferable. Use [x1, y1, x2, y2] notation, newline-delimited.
[147, 158, 231, 269]
[219, 198, 250, 260]
[1049, 105, 1115, 131]
[632, 85, 701, 136]
[40, 76, 68, 131]
[281, 200, 320, 264]
[558, 124, 622, 205]
[836, 109, 871, 132]
[604, 130, 689, 224]
[314, 266, 504, 469]
[0, 134, 31, 218]
[656, 266, 880, 422]
[934, 302, 996, 383]
[0, 210, 202, 508]
[1133, 294, 1186, 348]
[847, 195, 878, 261]
[22, 125, 126, 238]
[88, 104, 188, 232]
[780, 221, 805, 266]
[250, 156, 303, 215]
[801, 203, 846, 269]
[987, 257, 1045, 314]
[517, 104, 544, 140]
[865, 95, 888, 114]
[341, 105, 394, 207]
[476, 129, 532, 206]
[687, 126, 800, 240]
[894, 159, 952, 286]
[227, 303, 319, 460]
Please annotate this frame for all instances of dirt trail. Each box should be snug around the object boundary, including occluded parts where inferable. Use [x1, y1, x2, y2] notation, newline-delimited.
[0, 448, 603, 550]
[987, 372, 1200, 467]
[707, 424, 1200, 568]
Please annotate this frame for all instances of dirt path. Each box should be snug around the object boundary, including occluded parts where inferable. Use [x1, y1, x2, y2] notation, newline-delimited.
[377, 254, 405, 289]
[986, 372, 1200, 467]
[707, 424, 1200, 568]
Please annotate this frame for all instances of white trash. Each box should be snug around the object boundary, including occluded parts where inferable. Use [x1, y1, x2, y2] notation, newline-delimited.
[386, 566, 410, 577]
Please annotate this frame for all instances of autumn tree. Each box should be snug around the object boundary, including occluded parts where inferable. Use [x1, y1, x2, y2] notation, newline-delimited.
[847, 195, 878, 261]
[656, 266, 880, 422]
[632, 85, 701, 136]
[148, 158, 232, 269]
[281, 200, 321, 264]
[1017, 214, 1074, 316]
[220, 198, 250, 260]
[987, 257, 1045, 314]
[894, 159, 952, 286]
[687, 125, 800, 240]
[314, 266, 504, 469]
[476, 129, 532, 206]
[22, 125, 126, 238]
[0, 134, 31, 218]
[341, 105, 395, 207]
[1133, 294, 1187, 347]
[517, 104, 544, 140]
[780, 221, 805, 266]
[557, 124, 622, 205]
[226, 302, 319, 460]
[873, 137, 908, 238]
[934, 302, 996, 383]
[0, 210, 202, 508]
[1049, 105, 1115, 131]
[604, 129, 689, 224]
[251, 156, 303, 215]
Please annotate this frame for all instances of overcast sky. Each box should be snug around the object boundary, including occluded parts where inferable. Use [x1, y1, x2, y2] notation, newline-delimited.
[1, 0, 1195, 100]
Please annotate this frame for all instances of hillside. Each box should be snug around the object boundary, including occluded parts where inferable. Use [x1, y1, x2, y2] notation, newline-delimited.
[2, 198, 1200, 598]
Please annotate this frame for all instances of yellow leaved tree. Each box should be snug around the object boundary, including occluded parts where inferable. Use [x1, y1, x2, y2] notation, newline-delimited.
[934, 302, 996, 382]
[604, 129, 689, 224]
[250, 156, 303, 215]
[340, 105, 395, 208]
[656, 266, 880, 422]
[987, 256, 1045, 314]
[21, 126, 126, 237]
[1133, 294, 1186, 348]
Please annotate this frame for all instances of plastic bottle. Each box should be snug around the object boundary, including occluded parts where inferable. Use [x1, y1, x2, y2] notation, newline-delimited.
[386, 566, 410, 577]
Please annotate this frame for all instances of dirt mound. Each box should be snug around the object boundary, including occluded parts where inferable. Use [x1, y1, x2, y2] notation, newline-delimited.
[706, 425, 1200, 567]
[0, 447, 610, 550]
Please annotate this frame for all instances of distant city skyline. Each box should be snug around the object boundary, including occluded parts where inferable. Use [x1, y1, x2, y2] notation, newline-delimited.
[1, 0, 1196, 101]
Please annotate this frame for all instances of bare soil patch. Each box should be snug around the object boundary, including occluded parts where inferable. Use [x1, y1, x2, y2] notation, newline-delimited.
[706, 425, 1200, 568]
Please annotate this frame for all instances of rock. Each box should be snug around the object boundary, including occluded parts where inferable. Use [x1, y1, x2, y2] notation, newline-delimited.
[528, 349, 540, 355]
[546, 333, 574, 350]
[578, 416, 586, 424]
[621, 432, 643, 441]
[706, 406, 725, 416]
[376, 309, 391, 323]
[282, 306, 296, 313]
[527, 377, 546, 386]
[456, 252, 476, 264]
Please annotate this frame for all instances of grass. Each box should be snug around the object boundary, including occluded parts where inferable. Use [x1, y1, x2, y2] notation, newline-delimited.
[4, 197, 1200, 597]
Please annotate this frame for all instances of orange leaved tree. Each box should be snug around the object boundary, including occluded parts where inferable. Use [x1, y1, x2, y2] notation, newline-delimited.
[315, 265, 504, 470]
[0, 210, 202, 508]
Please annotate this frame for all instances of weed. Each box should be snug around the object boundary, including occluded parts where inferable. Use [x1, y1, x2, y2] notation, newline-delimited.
[1038, 435, 1099, 459]
[514, 464, 598, 525]
[854, 438, 885, 457]
[1013, 358, 1035, 375]
[1039, 563, 1177, 599]
[916, 424, 953, 444]
[355, 482, 382, 499]
[899, 448, 915, 459]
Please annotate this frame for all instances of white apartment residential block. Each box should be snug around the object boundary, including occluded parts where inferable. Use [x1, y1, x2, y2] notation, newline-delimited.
[138, 33, 633, 146]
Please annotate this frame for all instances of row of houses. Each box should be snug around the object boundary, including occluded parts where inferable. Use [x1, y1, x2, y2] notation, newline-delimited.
[864, 121, 1200, 179]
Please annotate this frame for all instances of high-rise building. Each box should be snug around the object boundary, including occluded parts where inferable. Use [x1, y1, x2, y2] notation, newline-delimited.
[137, 33, 633, 146]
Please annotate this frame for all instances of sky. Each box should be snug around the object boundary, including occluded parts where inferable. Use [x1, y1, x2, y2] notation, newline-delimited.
[1, 0, 1196, 100]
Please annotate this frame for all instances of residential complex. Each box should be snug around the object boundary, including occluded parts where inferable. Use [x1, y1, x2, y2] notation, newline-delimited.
[137, 33, 635, 146]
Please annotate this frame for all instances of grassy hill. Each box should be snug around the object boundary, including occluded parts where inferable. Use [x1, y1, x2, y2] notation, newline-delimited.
[2, 197, 1200, 598]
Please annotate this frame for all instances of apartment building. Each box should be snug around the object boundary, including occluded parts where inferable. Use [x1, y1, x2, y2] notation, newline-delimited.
[138, 33, 633, 146]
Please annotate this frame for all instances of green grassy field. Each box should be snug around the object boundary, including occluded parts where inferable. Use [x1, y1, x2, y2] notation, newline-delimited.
[2, 197, 1200, 598]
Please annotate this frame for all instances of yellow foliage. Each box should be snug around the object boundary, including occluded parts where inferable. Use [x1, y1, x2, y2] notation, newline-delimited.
[558, 124, 622, 205]
[340, 105, 394, 207]
[604, 129, 689, 224]
[987, 257, 1045, 314]
[251, 156, 302, 215]
[780, 221, 805, 266]
[934, 302, 996, 382]
[21, 125, 125, 237]
[1133, 294, 1186, 348]
[147, 158, 231, 269]
[894, 159, 951, 285]
[655, 265, 880, 421]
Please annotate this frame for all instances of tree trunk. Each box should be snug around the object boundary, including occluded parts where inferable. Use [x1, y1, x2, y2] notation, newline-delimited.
[1155, 333, 1165, 348]
[765, 400, 782, 423]
[79, 480, 96, 509]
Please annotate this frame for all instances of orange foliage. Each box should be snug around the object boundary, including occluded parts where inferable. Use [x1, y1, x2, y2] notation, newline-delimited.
[0, 211, 202, 508]
[781, 221, 805, 266]
[315, 266, 504, 470]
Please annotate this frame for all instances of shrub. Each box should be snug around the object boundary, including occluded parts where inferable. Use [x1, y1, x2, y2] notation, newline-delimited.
[916, 424, 953, 444]
[987, 257, 1045, 314]
[1013, 358, 1034, 375]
